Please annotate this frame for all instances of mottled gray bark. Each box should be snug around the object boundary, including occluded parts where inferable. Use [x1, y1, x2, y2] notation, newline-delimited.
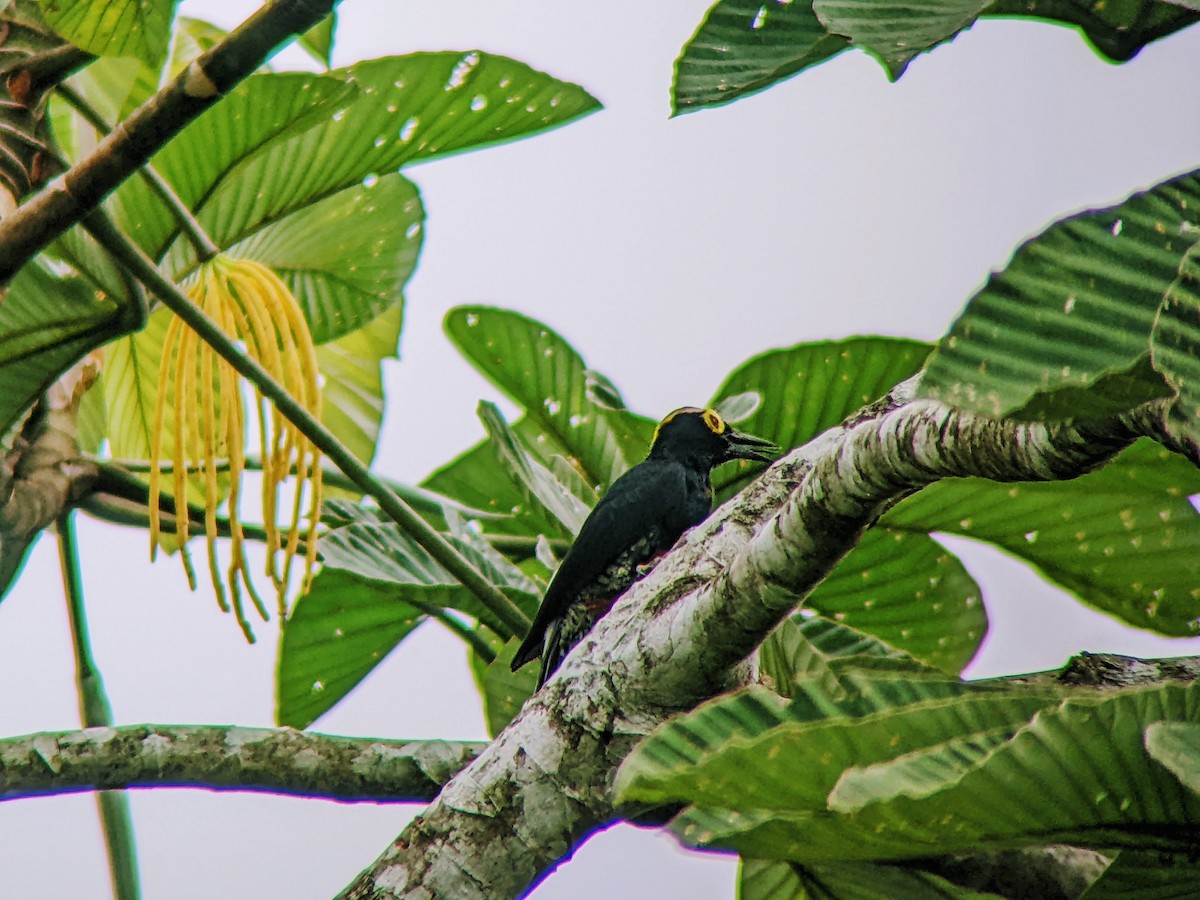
[0, 725, 483, 802]
[339, 378, 1194, 899]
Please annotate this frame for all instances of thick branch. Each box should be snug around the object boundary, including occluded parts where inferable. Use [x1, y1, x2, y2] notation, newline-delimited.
[0, 725, 484, 803]
[339, 378, 1189, 899]
[0, 0, 339, 281]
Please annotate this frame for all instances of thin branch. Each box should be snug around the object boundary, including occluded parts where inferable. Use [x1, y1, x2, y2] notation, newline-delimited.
[81, 213, 531, 640]
[58, 512, 141, 900]
[0, 726, 485, 803]
[0, 0, 338, 281]
[338, 378, 1188, 899]
[55, 84, 220, 262]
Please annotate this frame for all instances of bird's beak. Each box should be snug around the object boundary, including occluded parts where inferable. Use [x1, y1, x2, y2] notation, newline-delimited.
[721, 428, 780, 464]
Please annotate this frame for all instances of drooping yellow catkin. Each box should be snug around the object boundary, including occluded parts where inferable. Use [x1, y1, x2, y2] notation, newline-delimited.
[149, 256, 323, 640]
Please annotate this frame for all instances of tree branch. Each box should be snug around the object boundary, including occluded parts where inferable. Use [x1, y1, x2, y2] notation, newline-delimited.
[337, 376, 1192, 899]
[0, 0, 339, 282]
[0, 725, 484, 803]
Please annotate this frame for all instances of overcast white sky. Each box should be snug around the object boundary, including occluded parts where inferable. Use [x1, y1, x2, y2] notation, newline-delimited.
[1, 2, 1199, 898]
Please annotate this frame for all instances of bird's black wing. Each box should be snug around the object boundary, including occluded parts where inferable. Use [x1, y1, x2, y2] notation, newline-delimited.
[510, 459, 687, 671]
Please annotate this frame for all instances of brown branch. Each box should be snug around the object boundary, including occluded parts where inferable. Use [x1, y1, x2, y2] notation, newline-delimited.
[0, 0, 339, 282]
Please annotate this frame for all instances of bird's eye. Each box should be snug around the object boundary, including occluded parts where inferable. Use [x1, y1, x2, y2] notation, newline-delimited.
[702, 409, 726, 434]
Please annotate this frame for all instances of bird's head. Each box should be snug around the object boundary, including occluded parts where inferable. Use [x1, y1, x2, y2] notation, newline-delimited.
[649, 407, 779, 468]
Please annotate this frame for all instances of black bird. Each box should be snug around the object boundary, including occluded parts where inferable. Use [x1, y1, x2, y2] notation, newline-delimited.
[511, 406, 779, 687]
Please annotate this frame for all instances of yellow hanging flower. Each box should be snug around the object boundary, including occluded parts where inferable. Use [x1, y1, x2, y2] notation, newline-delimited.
[149, 256, 323, 640]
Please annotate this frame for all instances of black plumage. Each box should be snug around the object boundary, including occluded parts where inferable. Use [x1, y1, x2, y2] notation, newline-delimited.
[511, 407, 778, 687]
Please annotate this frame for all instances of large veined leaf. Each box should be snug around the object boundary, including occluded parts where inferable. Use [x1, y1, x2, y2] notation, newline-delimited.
[739, 857, 1002, 900]
[812, 0, 990, 79]
[228, 172, 424, 344]
[315, 305, 402, 469]
[421, 417, 567, 539]
[1144, 721, 1200, 796]
[884, 439, 1200, 636]
[649, 682, 1200, 862]
[672, 0, 849, 114]
[616, 671, 1044, 807]
[112, 71, 358, 265]
[276, 568, 428, 729]
[760, 615, 919, 700]
[1150, 250, 1200, 453]
[103, 307, 170, 461]
[805, 528, 986, 673]
[39, 0, 176, 67]
[0, 260, 123, 437]
[1080, 850, 1200, 899]
[277, 506, 539, 727]
[920, 168, 1200, 420]
[148, 53, 599, 278]
[673, 0, 1199, 112]
[445, 305, 652, 490]
[709, 337, 930, 496]
[477, 401, 591, 535]
[468, 635, 539, 737]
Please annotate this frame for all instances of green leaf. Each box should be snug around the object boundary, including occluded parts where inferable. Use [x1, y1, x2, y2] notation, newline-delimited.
[616, 672, 1046, 809]
[920, 169, 1200, 419]
[664, 683, 1200, 862]
[469, 636, 538, 737]
[674, 0, 1198, 112]
[151, 53, 599, 275]
[276, 568, 426, 728]
[445, 305, 652, 489]
[39, 0, 176, 67]
[1080, 850, 1200, 899]
[806, 528, 986, 673]
[298, 12, 336, 68]
[884, 440, 1200, 636]
[987, 0, 1200, 62]
[1144, 721, 1200, 796]
[710, 337, 930, 496]
[104, 306, 170, 462]
[761, 614, 922, 699]
[227, 171, 423, 344]
[740, 857, 1002, 900]
[672, 0, 849, 114]
[421, 418, 562, 537]
[113, 71, 358, 264]
[813, 0, 989, 79]
[477, 401, 591, 535]
[1150, 250, 1200, 455]
[0, 259, 123, 437]
[315, 304, 401, 469]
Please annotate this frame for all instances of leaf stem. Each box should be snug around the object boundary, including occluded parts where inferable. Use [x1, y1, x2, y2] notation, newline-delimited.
[57, 512, 142, 900]
[84, 214, 532, 639]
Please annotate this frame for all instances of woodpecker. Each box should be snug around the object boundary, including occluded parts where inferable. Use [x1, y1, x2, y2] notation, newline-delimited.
[510, 406, 778, 687]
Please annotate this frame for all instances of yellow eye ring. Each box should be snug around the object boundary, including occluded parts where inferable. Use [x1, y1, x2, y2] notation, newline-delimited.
[702, 409, 726, 434]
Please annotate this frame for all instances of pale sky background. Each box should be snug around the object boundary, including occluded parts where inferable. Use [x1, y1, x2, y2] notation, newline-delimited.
[1, 2, 1199, 898]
